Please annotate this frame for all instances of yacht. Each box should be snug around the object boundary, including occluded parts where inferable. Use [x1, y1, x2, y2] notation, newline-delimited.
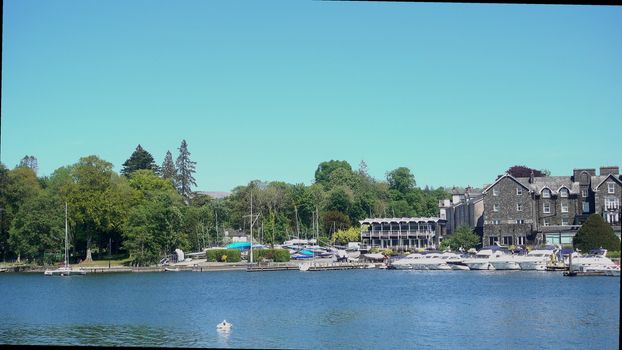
[569, 249, 619, 274]
[389, 253, 451, 270]
[517, 247, 556, 271]
[462, 246, 508, 270]
[44, 203, 87, 276]
[440, 252, 470, 270]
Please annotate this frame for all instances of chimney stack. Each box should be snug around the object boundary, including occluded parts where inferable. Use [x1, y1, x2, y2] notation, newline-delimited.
[599, 166, 619, 176]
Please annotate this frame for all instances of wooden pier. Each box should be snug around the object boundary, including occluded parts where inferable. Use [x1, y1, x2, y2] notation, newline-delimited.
[299, 261, 375, 271]
[246, 262, 299, 272]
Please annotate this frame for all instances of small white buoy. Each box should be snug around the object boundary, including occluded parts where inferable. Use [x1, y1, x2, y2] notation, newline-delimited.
[217, 320, 232, 331]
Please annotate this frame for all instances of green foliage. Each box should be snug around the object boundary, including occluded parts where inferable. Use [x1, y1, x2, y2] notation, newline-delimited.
[160, 150, 177, 182]
[252, 248, 290, 262]
[206, 249, 241, 262]
[440, 225, 481, 251]
[331, 227, 360, 245]
[573, 214, 621, 252]
[175, 140, 197, 202]
[314, 160, 352, 186]
[387, 167, 416, 194]
[607, 251, 620, 259]
[121, 145, 158, 176]
[8, 192, 64, 263]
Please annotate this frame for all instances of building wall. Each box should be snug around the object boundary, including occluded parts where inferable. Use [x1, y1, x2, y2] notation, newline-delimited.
[594, 178, 622, 225]
[483, 177, 533, 246]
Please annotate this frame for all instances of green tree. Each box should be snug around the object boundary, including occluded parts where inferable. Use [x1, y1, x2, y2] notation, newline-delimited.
[121, 144, 158, 176]
[573, 214, 621, 252]
[8, 192, 64, 264]
[331, 227, 360, 245]
[160, 150, 177, 182]
[440, 225, 481, 251]
[18, 155, 38, 174]
[314, 160, 352, 186]
[175, 140, 197, 202]
[386, 167, 416, 194]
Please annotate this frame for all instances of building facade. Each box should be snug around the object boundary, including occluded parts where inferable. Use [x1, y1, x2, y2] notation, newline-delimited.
[439, 187, 484, 236]
[359, 217, 446, 251]
[482, 166, 622, 246]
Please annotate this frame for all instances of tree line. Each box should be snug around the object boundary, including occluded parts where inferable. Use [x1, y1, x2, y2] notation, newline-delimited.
[0, 145, 450, 266]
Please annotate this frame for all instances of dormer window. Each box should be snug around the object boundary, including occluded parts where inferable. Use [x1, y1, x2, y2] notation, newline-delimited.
[608, 182, 615, 194]
[542, 189, 551, 198]
[560, 188, 568, 198]
[493, 188, 499, 196]
[516, 187, 523, 195]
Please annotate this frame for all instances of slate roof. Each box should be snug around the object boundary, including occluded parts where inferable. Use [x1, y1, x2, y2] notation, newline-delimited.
[591, 174, 622, 191]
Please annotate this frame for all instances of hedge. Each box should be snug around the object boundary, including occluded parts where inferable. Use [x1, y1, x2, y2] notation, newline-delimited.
[206, 249, 241, 262]
[251, 249, 290, 262]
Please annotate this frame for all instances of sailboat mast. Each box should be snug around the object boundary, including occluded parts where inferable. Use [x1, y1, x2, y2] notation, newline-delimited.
[65, 202, 69, 268]
[250, 191, 253, 264]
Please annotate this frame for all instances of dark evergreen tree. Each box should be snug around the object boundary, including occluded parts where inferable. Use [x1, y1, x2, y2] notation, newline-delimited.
[121, 145, 158, 176]
[175, 140, 197, 202]
[573, 214, 621, 252]
[161, 150, 177, 182]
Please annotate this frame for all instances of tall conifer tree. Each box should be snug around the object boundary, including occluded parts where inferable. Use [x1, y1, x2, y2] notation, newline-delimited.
[121, 145, 158, 176]
[161, 150, 177, 183]
[175, 140, 197, 202]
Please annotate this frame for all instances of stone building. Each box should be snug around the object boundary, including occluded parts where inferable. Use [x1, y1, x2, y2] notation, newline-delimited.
[439, 187, 484, 236]
[481, 166, 621, 246]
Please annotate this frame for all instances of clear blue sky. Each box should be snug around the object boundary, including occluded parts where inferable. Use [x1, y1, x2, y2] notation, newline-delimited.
[3, 1, 621, 192]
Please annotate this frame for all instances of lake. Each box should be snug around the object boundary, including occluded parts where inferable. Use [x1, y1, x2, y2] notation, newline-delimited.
[0, 270, 619, 349]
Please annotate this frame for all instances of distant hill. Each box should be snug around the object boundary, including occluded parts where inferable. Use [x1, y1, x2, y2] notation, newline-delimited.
[194, 191, 230, 199]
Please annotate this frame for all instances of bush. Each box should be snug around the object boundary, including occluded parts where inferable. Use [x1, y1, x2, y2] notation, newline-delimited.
[607, 251, 620, 259]
[252, 249, 290, 262]
[206, 249, 241, 262]
[573, 214, 621, 252]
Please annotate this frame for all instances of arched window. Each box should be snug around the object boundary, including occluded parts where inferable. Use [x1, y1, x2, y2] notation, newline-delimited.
[560, 188, 569, 198]
[542, 188, 551, 198]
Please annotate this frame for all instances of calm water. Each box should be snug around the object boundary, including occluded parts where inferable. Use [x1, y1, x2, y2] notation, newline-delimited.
[0, 270, 619, 349]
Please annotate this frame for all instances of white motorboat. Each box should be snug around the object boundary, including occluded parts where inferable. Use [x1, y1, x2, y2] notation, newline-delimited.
[390, 253, 451, 270]
[217, 320, 232, 331]
[517, 247, 556, 271]
[489, 253, 522, 271]
[44, 203, 87, 277]
[570, 251, 619, 273]
[440, 252, 470, 270]
[462, 246, 508, 270]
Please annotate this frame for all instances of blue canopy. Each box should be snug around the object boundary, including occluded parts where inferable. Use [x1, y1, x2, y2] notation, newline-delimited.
[225, 242, 251, 250]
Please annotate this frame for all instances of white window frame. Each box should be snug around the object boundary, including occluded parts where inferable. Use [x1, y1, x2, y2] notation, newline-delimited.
[492, 219, 500, 225]
[493, 188, 499, 196]
[516, 203, 523, 212]
[581, 189, 588, 198]
[561, 202, 568, 213]
[517, 236, 525, 245]
[543, 202, 551, 213]
[608, 182, 615, 194]
[582, 201, 590, 213]
[516, 219, 524, 224]
[543, 219, 550, 227]
[516, 187, 523, 195]
[493, 204, 500, 212]
[560, 188, 568, 198]
[561, 218, 569, 226]
[542, 189, 551, 198]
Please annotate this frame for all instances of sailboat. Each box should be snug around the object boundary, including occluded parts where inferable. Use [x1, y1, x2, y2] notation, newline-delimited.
[44, 203, 86, 276]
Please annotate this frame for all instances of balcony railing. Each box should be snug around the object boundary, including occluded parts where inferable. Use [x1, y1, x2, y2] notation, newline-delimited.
[361, 230, 436, 239]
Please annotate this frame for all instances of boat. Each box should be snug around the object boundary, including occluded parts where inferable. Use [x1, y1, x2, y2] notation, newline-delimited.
[569, 249, 619, 274]
[44, 203, 86, 277]
[440, 252, 470, 270]
[517, 247, 557, 271]
[462, 246, 509, 270]
[389, 252, 451, 270]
